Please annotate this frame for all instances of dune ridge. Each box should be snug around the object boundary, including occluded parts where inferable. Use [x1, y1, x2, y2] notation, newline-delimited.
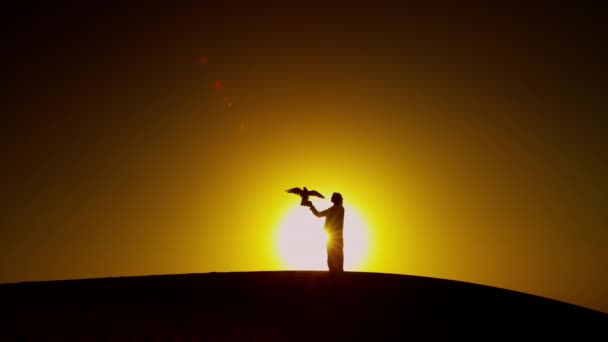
[1, 271, 606, 339]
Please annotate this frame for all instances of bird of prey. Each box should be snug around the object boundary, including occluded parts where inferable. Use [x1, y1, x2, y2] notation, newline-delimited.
[286, 187, 324, 206]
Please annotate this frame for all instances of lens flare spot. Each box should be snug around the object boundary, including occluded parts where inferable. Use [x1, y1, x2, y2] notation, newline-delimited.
[215, 80, 224, 93]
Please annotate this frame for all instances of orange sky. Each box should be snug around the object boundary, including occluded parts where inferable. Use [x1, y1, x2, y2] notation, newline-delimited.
[2, 4, 607, 313]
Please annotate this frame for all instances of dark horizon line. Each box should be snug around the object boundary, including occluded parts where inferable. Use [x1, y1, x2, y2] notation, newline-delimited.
[1, 270, 605, 315]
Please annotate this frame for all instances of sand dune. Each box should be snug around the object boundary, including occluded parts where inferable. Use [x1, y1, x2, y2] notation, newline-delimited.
[1, 271, 606, 340]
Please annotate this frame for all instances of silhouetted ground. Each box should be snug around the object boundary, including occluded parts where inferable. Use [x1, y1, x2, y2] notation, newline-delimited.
[1, 271, 606, 340]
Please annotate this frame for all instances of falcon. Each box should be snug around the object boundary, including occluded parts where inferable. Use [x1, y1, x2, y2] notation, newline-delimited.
[286, 187, 324, 206]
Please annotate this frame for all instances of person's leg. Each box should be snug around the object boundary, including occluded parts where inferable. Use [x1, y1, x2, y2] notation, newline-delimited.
[327, 239, 343, 272]
[335, 239, 344, 272]
[327, 244, 335, 272]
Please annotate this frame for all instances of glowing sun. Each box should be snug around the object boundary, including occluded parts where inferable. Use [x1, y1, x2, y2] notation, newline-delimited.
[276, 201, 369, 271]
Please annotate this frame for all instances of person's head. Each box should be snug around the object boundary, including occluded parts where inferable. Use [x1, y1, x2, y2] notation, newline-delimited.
[331, 192, 343, 205]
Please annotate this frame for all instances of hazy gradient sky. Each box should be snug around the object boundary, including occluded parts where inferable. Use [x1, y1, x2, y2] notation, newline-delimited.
[2, 4, 607, 312]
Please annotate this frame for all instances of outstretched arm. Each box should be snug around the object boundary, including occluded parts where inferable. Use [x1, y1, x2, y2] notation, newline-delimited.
[309, 204, 329, 217]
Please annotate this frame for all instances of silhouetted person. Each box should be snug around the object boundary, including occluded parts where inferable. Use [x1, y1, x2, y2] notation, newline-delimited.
[309, 192, 345, 272]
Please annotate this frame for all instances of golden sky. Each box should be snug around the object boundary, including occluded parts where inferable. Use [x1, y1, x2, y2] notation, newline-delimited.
[2, 4, 607, 313]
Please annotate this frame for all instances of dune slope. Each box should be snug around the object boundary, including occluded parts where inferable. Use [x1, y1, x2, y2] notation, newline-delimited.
[1, 271, 606, 339]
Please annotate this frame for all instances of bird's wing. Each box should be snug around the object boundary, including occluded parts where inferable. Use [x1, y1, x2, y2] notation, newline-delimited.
[308, 190, 324, 198]
[286, 187, 303, 195]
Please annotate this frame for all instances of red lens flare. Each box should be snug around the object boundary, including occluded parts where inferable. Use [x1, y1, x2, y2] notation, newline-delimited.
[215, 80, 224, 93]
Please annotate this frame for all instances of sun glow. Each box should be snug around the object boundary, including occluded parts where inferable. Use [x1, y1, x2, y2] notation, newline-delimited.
[276, 201, 369, 271]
